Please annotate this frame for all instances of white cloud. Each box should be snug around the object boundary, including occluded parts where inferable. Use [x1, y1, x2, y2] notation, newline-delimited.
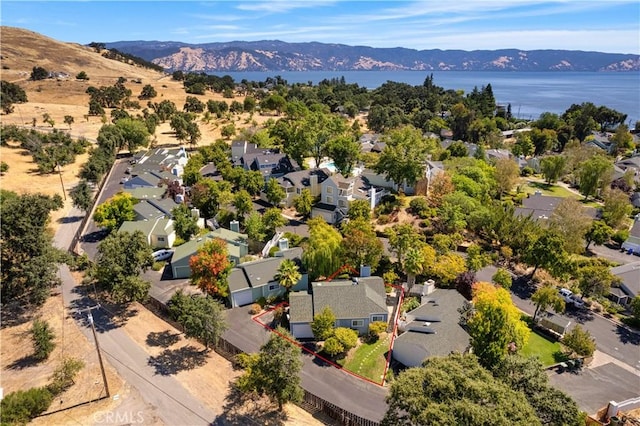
[235, 0, 338, 13]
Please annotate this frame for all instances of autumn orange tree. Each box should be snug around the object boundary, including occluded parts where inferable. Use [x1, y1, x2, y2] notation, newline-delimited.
[189, 238, 232, 297]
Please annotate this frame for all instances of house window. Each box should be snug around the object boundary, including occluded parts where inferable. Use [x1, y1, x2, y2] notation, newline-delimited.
[338, 200, 347, 208]
[326, 196, 334, 204]
[371, 315, 385, 322]
[326, 187, 333, 194]
[351, 319, 364, 327]
[297, 188, 301, 194]
[268, 283, 280, 291]
[157, 237, 165, 242]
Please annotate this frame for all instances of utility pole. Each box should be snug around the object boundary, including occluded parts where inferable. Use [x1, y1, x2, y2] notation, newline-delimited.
[79, 305, 110, 398]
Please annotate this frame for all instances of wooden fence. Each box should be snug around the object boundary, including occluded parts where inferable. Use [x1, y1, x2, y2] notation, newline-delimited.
[143, 296, 381, 426]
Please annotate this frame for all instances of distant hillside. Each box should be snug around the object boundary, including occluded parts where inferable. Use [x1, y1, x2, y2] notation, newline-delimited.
[106, 39, 640, 72]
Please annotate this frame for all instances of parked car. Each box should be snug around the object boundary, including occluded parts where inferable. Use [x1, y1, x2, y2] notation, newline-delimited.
[570, 294, 585, 309]
[559, 288, 574, 304]
[120, 176, 129, 184]
[152, 249, 173, 262]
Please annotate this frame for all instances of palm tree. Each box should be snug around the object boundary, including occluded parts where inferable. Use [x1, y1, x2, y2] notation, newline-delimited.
[404, 247, 425, 290]
[275, 259, 301, 295]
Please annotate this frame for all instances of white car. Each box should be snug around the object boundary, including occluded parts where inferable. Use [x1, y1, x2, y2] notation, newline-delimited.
[559, 288, 573, 304]
[570, 295, 585, 309]
[152, 249, 173, 262]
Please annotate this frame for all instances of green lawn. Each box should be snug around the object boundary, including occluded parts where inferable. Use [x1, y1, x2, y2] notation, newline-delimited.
[521, 329, 567, 366]
[521, 180, 580, 199]
[339, 335, 390, 383]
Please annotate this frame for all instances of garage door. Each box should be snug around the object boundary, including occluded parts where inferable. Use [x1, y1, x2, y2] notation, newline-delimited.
[232, 289, 254, 307]
[291, 323, 314, 339]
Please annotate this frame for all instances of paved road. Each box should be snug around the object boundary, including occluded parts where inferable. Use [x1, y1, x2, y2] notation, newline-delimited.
[55, 205, 218, 425]
[511, 281, 640, 371]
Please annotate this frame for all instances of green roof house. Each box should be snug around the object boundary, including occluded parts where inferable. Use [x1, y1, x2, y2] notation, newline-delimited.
[170, 228, 249, 279]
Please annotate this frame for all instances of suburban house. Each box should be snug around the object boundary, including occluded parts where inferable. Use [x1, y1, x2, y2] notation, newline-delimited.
[608, 261, 640, 307]
[228, 247, 307, 308]
[615, 156, 640, 183]
[393, 288, 470, 367]
[231, 140, 260, 166]
[124, 147, 189, 189]
[514, 191, 598, 221]
[621, 215, 640, 255]
[118, 217, 176, 249]
[272, 168, 331, 207]
[311, 173, 387, 224]
[288, 276, 389, 339]
[170, 228, 249, 279]
[245, 152, 300, 177]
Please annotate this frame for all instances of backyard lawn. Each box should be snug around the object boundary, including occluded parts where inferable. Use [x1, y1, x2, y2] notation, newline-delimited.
[338, 334, 391, 383]
[521, 329, 567, 366]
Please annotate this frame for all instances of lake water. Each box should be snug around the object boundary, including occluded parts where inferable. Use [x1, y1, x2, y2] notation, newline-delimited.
[213, 71, 640, 124]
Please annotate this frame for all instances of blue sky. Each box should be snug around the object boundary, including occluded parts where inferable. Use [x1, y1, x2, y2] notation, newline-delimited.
[2, 1, 639, 54]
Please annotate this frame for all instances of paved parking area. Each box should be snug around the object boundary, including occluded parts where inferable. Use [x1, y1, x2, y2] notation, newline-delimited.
[548, 362, 640, 415]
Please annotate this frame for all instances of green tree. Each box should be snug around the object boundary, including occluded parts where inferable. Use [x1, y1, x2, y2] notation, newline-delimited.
[172, 203, 199, 241]
[302, 217, 343, 280]
[1, 80, 27, 113]
[75, 71, 89, 80]
[311, 306, 336, 341]
[245, 211, 266, 242]
[375, 126, 436, 188]
[340, 218, 384, 272]
[30, 66, 49, 81]
[493, 355, 584, 426]
[531, 285, 565, 322]
[468, 282, 530, 368]
[577, 264, 618, 298]
[493, 157, 520, 197]
[578, 155, 613, 200]
[430, 252, 465, 287]
[168, 290, 227, 350]
[221, 123, 236, 139]
[540, 155, 567, 184]
[602, 188, 632, 228]
[611, 124, 634, 154]
[492, 268, 512, 290]
[585, 220, 613, 251]
[334, 327, 358, 351]
[114, 117, 150, 153]
[1, 191, 63, 305]
[0, 161, 8, 174]
[465, 243, 491, 272]
[512, 132, 535, 157]
[138, 84, 157, 100]
[263, 207, 286, 235]
[549, 198, 591, 254]
[92, 231, 152, 302]
[383, 354, 540, 426]
[69, 180, 93, 212]
[64, 115, 75, 128]
[48, 357, 85, 395]
[562, 325, 596, 357]
[293, 188, 313, 218]
[630, 296, 640, 322]
[190, 238, 232, 297]
[93, 192, 136, 231]
[404, 246, 426, 288]
[274, 259, 301, 295]
[0, 387, 53, 424]
[265, 177, 285, 207]
[237, 327, 303, 411]
[326, 135, 360, 176]
[322, 336, 344, 357]
[524, 230, 569, 279]
[347, 199, 371, 221]
[31, 319, 56, 361]
[233, 189, 253, 220]
[386, 223, 424, 267]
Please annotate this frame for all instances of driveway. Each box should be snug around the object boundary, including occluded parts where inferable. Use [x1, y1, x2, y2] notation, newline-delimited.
[224, 306, 389, 423]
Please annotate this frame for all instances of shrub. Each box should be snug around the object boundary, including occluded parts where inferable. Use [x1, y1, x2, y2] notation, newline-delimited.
[606, 302, 624, 315]
[0, 387, 53, 424]
[401, 297, 420, 314]
[334, 327, 358, 351]
[30, 66, 49, 81]
[249, 303, 262, 315]
[1, 161, 8, 173]
[322, 336, 344, 357]
[76, 71, 89, 80]
[612, 229, 629, 246]
[151, 261, 165, 271]
[48, 357, 84, 395]
[562, 325, 596, 357]
[256, 297, 267, 308]
[377, 214, 390, 224]
[492, 268, 513, 290]
[369, 321, 387, 336]
[521, 166, 535, 176]
[409, 197, 430, 218]
[31, 319, 55, 361]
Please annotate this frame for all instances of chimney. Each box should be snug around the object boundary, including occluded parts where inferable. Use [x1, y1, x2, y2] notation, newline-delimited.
[278, 238, 289, 251]
[424, 279, 436, 295]
[191, 208, 200, 219]
[359, 265, 371, 278]
[310, 174, 319, 195]
[230, 220, 240, 233]
[369, 186, 376, 211]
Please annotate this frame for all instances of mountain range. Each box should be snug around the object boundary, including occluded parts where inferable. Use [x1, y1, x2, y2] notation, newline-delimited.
[105, 40, 640, 73]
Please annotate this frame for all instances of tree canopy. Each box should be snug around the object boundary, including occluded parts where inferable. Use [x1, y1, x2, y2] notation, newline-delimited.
[168, 290, 227, 349]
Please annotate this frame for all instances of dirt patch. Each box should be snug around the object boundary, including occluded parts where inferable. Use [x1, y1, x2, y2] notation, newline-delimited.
[121, 303, 325, 425]
[1, 290, 126, 425]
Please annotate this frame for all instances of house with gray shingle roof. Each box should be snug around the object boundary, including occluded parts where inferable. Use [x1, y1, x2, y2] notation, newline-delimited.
[228, 247, 307, 307]
[621, 215, 640, 256]
[289, 276, 388, 339]
[609, 260, 640, 307]
[514, 191, 598, 221]
[118, 217, 175, 249]
[271, 168, 330, 207]
[392, 289, 470, 367]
